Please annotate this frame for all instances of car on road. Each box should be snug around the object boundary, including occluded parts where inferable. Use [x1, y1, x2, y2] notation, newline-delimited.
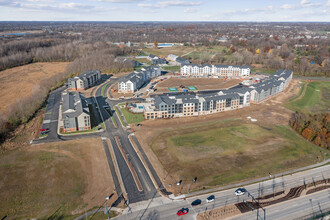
[191, 199, 202, 206]
[206, 195, 215, 203]
[235, 188, 247, 196]
[177, 208, 189, 216]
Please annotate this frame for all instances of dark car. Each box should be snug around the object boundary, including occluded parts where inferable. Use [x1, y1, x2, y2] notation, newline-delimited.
[191, 199, 202, 206]
[177, 208, 189, 216]
[235, 188, 247, 196]
[206, 195, 215, 203]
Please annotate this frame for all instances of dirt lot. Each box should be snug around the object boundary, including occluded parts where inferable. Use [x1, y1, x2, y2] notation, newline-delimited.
[155, 77, 242, 93]
[0, 138, 116, 219]
[0, 62, 69, 114]
[133, 79, 323, 195]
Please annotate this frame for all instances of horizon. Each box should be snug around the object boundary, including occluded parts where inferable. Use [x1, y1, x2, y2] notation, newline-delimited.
[1, 0, 329, 22]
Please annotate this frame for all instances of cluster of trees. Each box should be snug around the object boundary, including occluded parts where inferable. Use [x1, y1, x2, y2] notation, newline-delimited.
[289, 112, 330, 149]
[0, 33, 137, 71]
[0, 71, 71, 144]
[66, 48, 134, 74]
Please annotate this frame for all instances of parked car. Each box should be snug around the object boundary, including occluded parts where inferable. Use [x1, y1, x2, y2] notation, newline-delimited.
[40, 128, 49, 132]
[177, 180, 182, 186]
[191, 199, 202, 206]
[177, 208, 189, 216]
[136, 124, 142, 127]
[206, 195, 215, 203]
[235, 188, 247, 196]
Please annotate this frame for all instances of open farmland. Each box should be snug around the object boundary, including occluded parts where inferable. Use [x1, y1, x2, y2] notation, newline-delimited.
[285, 81, 330, 113]
[0, 62, 69, 114]
[0, 138, 117, 219]
[155, 77, 241, 93]
[150, 119, 329, 193]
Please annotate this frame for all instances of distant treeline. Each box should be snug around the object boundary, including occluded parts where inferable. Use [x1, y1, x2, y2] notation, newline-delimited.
[0, 36, 137, 72]
[289, 112, 330, 149]
[1, 22, 330, 76]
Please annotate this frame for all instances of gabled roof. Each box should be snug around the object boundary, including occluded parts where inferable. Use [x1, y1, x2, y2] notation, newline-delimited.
[62, 91, 89, 118]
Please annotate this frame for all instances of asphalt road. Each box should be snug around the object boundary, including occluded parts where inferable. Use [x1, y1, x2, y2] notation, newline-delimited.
[230, 190, 330, 220]
[39, 86, 65, 140]
[116, 164, 330, 220]
[93, 79, 160, 204]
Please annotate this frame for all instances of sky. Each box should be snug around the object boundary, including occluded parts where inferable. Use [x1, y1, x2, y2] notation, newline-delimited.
[0, 0, 329, 21]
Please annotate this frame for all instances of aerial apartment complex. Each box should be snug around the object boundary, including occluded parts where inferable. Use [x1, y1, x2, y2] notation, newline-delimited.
[144, 69, 292, 119]
[68, 70, 101, 90]
[180, 64, 250, 77]
[61, 91, 91, 133]
[118, 66, 161, 93]
[249, 70, 292, 103]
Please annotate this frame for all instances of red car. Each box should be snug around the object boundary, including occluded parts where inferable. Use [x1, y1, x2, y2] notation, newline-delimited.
[40, 128, 49, 132]
[177, 208, 189, 216]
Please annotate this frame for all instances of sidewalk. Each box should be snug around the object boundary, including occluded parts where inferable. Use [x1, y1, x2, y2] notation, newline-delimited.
[182, 158, 330, 198]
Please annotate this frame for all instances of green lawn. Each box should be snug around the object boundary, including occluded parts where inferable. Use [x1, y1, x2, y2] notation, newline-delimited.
[162, 66, 180, 72]
[285, 81, 330, 113]
[0, 149, 84, 218]
[251, 68, 277, 74]
[118, 105, 144, 124]
[151, 119, 329, 190]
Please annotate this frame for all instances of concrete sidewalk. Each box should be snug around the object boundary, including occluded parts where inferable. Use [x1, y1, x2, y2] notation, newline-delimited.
[183, 158, 330, 198]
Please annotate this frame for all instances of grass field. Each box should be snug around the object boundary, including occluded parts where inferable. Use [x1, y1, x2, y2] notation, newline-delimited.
[151, 119, 329, 190]
[251, 68, 277, 74]
[119, 105, 145, 124]
[0, 138, 116, 219]
[285, 81, 330, 113]
[0, 62, 69, 114]
[162, 66, 181, 72]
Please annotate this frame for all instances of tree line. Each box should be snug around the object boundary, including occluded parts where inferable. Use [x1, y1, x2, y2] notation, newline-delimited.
[289, 112, 330, 149]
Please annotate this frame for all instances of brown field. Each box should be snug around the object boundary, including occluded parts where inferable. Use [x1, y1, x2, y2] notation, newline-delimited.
[0, 62, 69, 114]
[155, 77, 242, 93]
[0, 138, 116, 219]
[132, 79, 329, 195]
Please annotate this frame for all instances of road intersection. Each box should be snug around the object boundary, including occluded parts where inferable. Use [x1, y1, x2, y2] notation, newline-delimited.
[33, 75, 330, 220]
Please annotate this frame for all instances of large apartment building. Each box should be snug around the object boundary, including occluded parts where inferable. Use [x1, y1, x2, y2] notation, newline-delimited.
[144, 69, 293, 119]
[68, 70, 101, 90]
[118, 66, 161, 93]
[180, 64, 250, 78]
[144, 88, 251, 119]
[250, 70, 293, 103]
[61, 91, 91, 133]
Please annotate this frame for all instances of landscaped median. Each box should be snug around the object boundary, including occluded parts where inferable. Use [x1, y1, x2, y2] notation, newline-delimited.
[101, 81, 112, 98]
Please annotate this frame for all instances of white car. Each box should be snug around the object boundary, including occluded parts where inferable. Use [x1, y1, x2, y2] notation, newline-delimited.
[235, 188, 247, 196]
[206, 195, 215, 203]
